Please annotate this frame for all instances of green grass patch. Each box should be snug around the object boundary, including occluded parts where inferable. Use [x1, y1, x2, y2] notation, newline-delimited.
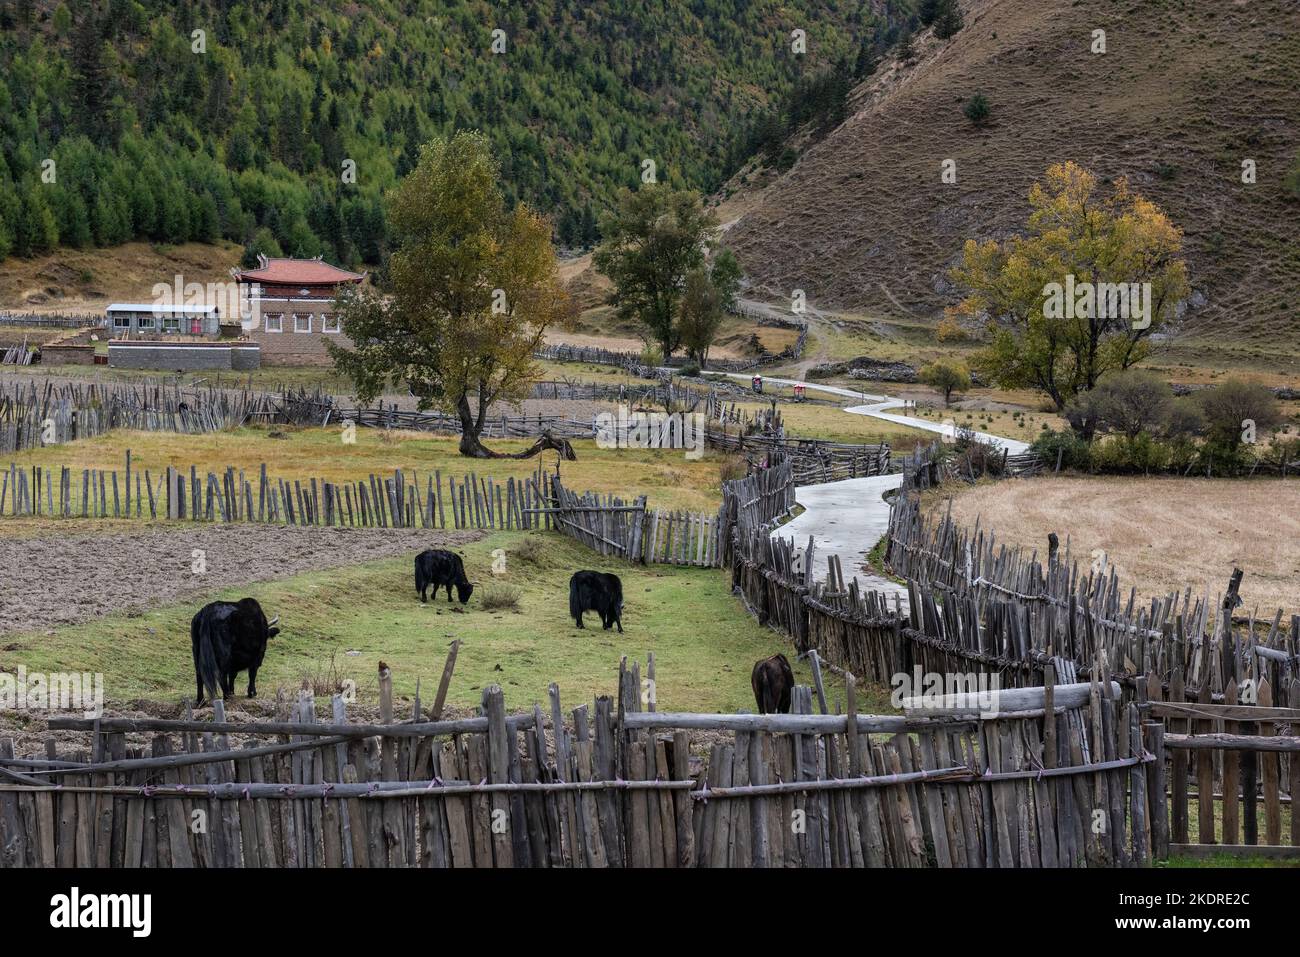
[3, 530, 882, 715]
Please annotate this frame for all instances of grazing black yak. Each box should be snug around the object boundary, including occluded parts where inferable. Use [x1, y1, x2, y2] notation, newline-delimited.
[751, 654, 794, 714]
[415, 549, 474, 604]
[191, 598, 280, 706]
[569, 571, 623, 632]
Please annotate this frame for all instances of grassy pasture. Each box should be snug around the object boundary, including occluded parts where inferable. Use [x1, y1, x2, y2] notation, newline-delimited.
[5, 427, 729, 512]
[0, 530, 877, 715]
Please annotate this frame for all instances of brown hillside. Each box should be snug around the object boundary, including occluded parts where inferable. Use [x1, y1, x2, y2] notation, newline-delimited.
[722, 0, 1300, 363]
[0, 242, 244, 315]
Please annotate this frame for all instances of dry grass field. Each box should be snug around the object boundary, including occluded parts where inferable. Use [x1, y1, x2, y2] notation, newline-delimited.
[933, 476, 1300, 616]
[4, 427, 731, 512]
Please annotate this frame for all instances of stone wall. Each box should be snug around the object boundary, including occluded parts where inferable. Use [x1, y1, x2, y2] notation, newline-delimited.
[39, 343, 96, 365]
[247, 327, 350, 366]
[107, 342, 261, 371]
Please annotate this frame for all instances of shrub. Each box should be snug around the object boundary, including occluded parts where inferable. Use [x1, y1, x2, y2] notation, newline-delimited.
[935, 311, 968, 342]
[478, 583, 522, 612]
[1089, 433, 1172, 474]
[639, 344, 664, 368]
[1031, 428, 1092, 471]
[897, 27, 915, 63]
[1197, 378, 1280, 451]
[1162, 397, 1205, 440]
[964, 93, 990, 125]
[679, 362, 701, 377]
[511, 535, 546, 566]
[1092, 369, 1173, 439]
[718, 454, 749, 484]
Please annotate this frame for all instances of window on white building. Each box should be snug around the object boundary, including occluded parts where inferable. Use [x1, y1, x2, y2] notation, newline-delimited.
[162, 314, 181, 333]
[321, 313, 340, 334]
[113, 313, 130, 329]
[264, 313, 283, 333]
[294, 313, 313, 333]
[136, 313, 155, 330]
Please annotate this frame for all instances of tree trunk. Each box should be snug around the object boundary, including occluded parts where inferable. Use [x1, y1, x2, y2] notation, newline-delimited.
[456, 393, 495, 458]
[455, 392, 576, 461]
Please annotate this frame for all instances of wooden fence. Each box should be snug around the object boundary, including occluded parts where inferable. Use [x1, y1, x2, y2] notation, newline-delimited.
[0, 379, 310, 452]
[1, 452, 563, 532]
[709, 427, 891, 484]
[534, 321, 808, 375]
[0, 313, 103, 328]
[883, 494, 1299, 699]
[342, 405, 596, 440]
[722, 452, 1297, 860]
[1147, 675, 1299, 854]
[546, 476, 725, 568]
[0, 657, 1158, 868]
[1, 340, 34, 366]
[897, 439, 1042, 492]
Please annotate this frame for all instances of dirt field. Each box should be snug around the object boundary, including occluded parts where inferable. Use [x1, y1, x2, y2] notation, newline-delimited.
[933, 476, 1300, 615]
[0, 524, 483, 636]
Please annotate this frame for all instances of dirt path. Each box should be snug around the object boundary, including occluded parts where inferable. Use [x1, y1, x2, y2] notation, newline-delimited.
[735, 296, 836, 380]
[0, 524, 484, 636]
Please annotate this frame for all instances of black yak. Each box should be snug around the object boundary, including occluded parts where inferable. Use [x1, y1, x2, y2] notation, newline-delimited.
[191, 598, 280, 707]
[569, 571, 623, 632]
[415, 549, 474, 604]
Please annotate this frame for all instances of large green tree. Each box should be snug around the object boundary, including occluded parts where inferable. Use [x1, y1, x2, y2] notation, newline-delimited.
[593, 185, 725, 360]
[330, 132, 571, 457]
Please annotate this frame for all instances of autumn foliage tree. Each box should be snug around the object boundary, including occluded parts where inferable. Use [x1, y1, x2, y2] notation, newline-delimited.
[919, 358, 971, 406]
[330, 132, 571, 457]
[951, 162, 1189, 410]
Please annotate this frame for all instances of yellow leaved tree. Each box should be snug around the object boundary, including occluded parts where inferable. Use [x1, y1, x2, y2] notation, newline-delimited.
[950, 162, 1189, 411]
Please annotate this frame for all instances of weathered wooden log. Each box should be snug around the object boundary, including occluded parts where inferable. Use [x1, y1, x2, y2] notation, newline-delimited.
[1164, 733, 1300, 753]
[901, 681, 1118, 715]
[46, 713, 535, 737]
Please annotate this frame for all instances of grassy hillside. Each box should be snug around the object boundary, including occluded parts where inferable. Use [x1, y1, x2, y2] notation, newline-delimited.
[721, 0, 1300, 368]
[0, 0, 880, 273]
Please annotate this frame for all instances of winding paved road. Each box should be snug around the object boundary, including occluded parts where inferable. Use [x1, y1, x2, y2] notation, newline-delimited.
[721, 373, 1029, 607]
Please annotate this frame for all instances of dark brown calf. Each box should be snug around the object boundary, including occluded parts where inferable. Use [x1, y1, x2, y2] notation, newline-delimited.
[751, 653, 794, 714]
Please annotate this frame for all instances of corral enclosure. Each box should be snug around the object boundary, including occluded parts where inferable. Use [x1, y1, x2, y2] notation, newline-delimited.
[0, 525, 841, 715]
[932, 476, 1300, 615]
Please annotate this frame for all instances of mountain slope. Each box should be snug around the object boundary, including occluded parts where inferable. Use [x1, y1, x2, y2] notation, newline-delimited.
[721, 0, 1300, 361]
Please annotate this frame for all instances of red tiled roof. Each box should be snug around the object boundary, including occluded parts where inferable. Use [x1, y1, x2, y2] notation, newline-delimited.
[233, 257, 366, 285]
